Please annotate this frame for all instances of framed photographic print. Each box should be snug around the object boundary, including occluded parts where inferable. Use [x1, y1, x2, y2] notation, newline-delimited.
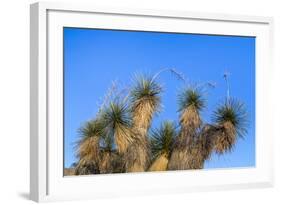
[30, 2, 274, 202]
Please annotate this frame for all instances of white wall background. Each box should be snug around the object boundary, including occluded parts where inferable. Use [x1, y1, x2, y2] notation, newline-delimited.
[0, 0, 280, 204]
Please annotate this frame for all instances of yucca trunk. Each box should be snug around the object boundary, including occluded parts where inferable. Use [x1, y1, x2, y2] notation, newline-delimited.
[128, 100, 157, 172]
[114, 126, 134, 154]
[132, 100, 155, 138]
[77, 137, 100, 161]
[111, 152, 126, 173]
[149, 154, 169, 171]
[75, 158, 100, 175]
[168, 134, 204, 170]
[125, 128, 151, 172]
[75, 137, 100, 175]
[99, 151, 113, 174]
[196, 125, 219, 162]
[125, 136, 150, 172]
[213, 121, 236, 154]
[127, 78, 161, 172]
[168, 126, 216, 170]
[168, 105, 203, 170]
[180, 105, 202, 130]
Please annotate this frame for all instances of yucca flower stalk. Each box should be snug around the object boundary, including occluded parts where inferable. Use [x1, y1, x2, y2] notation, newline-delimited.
[151, 68, 187, 83]
[74, 119, 104, 175]
[149, 121, 176, 171]
[223, 71, 231, 103]
[168, 87, 205, 170]
[212, 98, 248, 154]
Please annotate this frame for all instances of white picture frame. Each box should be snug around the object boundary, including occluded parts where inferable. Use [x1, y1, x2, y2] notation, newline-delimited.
[30, 1, 274, 202]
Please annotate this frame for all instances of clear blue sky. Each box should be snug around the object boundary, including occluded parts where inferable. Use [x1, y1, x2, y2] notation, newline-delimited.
[64, 27, 255, 169]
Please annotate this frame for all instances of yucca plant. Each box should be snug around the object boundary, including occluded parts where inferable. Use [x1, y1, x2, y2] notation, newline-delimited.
[168, 87, 205, 170]
[101, 101, 133, 154]
[123, 76, 162, 172]
[178, 87, 205, 130]
[149, 121, 177, 171]
[72, 69, 249, 174]
[211, 98, 248, 154]
[74, 119, 104, 175]
[130, 75, 162, 137]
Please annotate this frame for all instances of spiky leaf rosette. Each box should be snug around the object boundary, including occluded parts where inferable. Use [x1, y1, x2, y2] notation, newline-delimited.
[101, 101, 133, 153]
[150, 121, 177, 159]
[130, 76, 162, 137]
[168, 88, 205, 170]
[149, 121, 177, 171]
[212, 98, 248, 153]
[75, 119, 104, 165]
[178, 87, 205, 130]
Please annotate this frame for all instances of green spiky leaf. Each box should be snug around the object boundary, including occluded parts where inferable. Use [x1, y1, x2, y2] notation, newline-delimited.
[212, 98, 248, 138]
[178, 87, 205, 112]
[130, 75, 162, 109]
[78, 119, 105, 140]
[150, 121, 177, 158]
[101, 101, 132, 132]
